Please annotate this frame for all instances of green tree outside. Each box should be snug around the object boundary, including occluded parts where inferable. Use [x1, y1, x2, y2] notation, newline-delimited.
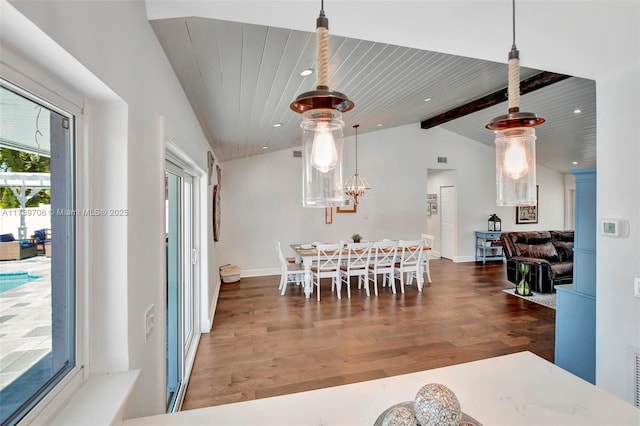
[0, 147, 51, 208]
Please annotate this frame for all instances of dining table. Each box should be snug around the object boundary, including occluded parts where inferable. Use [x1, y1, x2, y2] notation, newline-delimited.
[289, 242, 431, 299]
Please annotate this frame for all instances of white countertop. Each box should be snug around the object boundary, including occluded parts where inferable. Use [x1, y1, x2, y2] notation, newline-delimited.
[124, 351, 639, 426]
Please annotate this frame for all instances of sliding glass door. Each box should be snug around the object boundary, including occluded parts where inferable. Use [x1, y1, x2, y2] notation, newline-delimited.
[165, 160, 198, 412]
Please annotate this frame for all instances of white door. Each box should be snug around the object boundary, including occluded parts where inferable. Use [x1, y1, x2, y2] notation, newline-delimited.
[440, 186, 457, 260]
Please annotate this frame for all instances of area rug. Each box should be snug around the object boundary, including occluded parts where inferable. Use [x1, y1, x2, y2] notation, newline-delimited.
[502, 288, 556, 310]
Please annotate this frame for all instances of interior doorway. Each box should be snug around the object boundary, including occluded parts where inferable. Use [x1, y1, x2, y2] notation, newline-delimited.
[426, 169, 456, 259]
[440, 186, 457, 260]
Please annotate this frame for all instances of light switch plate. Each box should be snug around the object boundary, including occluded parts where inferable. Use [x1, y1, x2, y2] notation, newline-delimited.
[634, 278, 640, 298]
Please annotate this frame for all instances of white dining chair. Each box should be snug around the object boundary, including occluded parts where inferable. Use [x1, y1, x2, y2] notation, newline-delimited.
[340, 242, 373, 298]
[367, 240, 398, 295]
[311, 243, 343, 301]
[421, 233, 435, 285]
[276, 241, 304, 295]
[393, 239, 425, 292]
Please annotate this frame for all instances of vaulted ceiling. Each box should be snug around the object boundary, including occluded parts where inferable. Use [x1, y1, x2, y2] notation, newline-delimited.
[150, 16, 596, 174]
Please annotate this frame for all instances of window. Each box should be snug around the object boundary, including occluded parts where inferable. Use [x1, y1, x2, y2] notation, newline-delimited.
[0, 81, 76, 425]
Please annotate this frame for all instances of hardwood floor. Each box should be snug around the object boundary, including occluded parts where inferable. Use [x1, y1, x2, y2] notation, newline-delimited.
[181, 259, 555, 410]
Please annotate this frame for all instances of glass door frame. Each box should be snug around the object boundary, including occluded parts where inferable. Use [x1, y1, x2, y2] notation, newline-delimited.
[164, 152, 202, 412]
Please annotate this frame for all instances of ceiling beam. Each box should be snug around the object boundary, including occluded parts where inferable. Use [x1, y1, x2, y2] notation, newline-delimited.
[420, 72, 572, 130]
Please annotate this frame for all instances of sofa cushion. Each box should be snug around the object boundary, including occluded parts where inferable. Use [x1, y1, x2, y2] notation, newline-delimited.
[550, 262, 573, 278]
[515, 241, 559, 262]
[510, 231, 552, 245]
[553, 241, 574, 262]
[34, 229, 47, 241]
[551, 230, 574, 242]
[0, 233, 15, 242]
[21, 242, 36, 249]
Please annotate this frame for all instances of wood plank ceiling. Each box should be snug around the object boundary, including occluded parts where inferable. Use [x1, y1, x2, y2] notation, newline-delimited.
[150, 17, 596, 173]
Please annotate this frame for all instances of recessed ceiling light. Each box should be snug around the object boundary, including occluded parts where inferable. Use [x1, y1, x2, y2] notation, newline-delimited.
[300, 68, 314, 77]
[377, 123, 383, 127]
[572, 161, 578, 165]
[273, 123, 282, 128]
[574, 109, 581, 114]
[424, 98, 432, 102]
[262, 146, 268, 150]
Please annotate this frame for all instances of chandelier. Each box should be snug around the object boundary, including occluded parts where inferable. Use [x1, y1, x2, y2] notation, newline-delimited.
[486, 0, 544, 206]
[290, 0, 354, 208]
[344, 124, 371, 206]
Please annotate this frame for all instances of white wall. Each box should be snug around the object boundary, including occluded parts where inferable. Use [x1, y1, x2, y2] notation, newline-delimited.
[222, 123, 565, 269]
[596, 64, 640, 401]
[3, 0, 222, 418]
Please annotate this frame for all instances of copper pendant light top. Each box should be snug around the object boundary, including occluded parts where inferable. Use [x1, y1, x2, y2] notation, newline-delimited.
[290, 87, 354, 113]
[486, 110, 545, 130]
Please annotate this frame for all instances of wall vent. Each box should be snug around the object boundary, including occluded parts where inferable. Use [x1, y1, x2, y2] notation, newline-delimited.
[293, 150, 302, 158]
[635, 350, 640, 408]
[437, 156, 448, 164]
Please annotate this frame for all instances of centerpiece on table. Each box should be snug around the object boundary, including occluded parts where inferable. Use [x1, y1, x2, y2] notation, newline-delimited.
[375, 383, 482, 426]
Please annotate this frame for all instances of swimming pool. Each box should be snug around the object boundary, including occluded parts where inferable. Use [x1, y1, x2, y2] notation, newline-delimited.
[0, 272, 42, 294]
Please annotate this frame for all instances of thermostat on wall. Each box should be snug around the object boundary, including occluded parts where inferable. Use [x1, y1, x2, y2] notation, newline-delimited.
[600, 218, 629, 238]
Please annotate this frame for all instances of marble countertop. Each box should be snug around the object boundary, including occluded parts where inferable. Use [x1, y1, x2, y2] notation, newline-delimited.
[124, 351, 639, 425]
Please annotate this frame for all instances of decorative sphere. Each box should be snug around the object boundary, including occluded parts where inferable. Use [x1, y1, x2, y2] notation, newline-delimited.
[413, 383, 461, 426]
[381, 406, 417, 426]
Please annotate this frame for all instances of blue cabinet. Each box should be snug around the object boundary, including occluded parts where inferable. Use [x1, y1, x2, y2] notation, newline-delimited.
[475, 231, 504, 264]
[555, 285, 596, 383]
[572, 169, 597, 296]
[555, 168, 596, 384]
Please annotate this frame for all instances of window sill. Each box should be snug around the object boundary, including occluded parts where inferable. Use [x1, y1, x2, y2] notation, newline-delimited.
[48, 370, 140, 425]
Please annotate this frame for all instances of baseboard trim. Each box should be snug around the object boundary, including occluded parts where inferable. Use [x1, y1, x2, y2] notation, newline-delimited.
[240, 268, 279, 278]
[454, 256, 476, 263]
[207, 277, 220, 329]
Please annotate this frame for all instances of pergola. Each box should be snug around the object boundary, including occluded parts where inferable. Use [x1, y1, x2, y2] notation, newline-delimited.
[0, 172, 50, 239]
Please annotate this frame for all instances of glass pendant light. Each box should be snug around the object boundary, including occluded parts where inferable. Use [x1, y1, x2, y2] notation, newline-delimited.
[290, 0, 354, 207]
[344, 124, 371, 206]
[486, 0, 544, 206]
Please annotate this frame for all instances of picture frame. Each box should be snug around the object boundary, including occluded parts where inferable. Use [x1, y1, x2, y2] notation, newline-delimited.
[427, 193, 437, 202]
[430, 202, 438, 215]
[336, 199, 357, 213]
[213, 184, 221, 241]
[207, 151, 215, 186]
[325, 207, 333, 224]
[516, 185, 539, 224]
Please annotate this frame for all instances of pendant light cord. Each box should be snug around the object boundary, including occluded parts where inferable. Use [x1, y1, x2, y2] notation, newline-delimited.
[353, 124, 359, 174]
[316, 0, 329, 88]
[508, 0, 520, 112]
[511, 0, 516, 51]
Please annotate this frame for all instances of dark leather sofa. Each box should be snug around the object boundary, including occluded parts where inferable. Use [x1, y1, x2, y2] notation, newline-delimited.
[500, 230, 574, 293]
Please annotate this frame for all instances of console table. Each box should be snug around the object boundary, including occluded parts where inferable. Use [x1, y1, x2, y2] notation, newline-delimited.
[475, 231, 504, 264]
[124, 351, 639, 425]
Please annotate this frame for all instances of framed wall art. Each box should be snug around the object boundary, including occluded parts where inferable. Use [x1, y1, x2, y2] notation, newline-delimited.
[516, 185, 539, 224]
[325, 207, 333, 224]
[207, 151, 215, 186]
[336, 199, 357, 213]
[213, 184, 220, 241]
